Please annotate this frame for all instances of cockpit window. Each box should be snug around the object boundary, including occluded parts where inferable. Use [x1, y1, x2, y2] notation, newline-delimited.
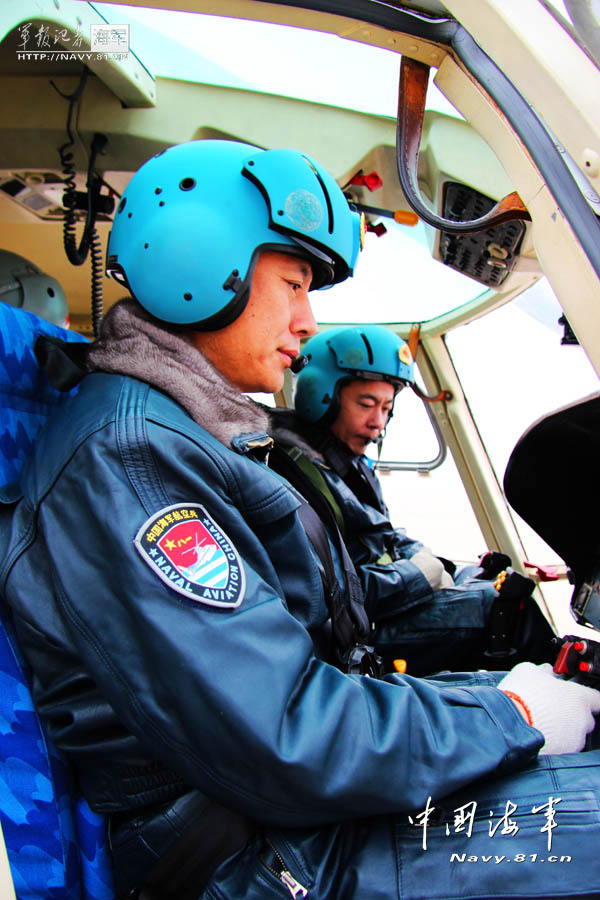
[310, 221, 485, 325]
[96, 2, 486, 327]
[96, 2, 459, 117]
[537, 1, 600, 71]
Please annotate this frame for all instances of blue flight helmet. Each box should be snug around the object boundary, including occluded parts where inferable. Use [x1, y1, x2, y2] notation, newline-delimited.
[106, 140, 362, 329]
[295, 325, 415, 424]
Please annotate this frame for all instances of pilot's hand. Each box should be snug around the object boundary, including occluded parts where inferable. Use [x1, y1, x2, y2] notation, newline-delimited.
[411, 548, 454, 590]
[498, 662, 600, 754]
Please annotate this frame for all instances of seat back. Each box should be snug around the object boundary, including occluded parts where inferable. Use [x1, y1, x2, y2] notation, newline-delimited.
[504, 393, 600, 580]
[0, 304, 114, 899]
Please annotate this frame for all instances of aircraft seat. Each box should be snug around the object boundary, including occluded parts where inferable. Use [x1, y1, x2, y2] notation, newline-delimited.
[0, 303, 115, 899]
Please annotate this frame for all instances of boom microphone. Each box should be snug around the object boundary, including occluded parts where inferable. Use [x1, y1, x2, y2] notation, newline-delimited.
[291, 354, 308, 373]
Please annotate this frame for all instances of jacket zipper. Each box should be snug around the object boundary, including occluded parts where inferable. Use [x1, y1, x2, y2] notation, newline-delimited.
[261, 838, 309, 898]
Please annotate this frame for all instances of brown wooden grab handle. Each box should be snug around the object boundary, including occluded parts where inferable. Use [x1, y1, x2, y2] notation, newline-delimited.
[396, 56, 532, 234]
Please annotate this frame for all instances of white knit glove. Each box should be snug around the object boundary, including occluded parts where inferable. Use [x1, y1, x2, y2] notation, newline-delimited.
[411, 548, 454, 590]
[440, 568, 455, 589]
[498, 662, 600, 754]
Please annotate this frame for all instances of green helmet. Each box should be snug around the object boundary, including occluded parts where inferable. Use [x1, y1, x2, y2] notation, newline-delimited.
[0, 250, 68, 327]
[295, 325, 415, 423]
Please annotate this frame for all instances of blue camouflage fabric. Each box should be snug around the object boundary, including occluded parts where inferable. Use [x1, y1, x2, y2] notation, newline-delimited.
[0, 305, 84, 486]
[0, 303, 114, 899]
[74, 800, 113, 900]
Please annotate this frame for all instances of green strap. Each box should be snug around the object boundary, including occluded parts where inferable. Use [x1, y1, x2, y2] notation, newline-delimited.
[286, 447, 346, 537]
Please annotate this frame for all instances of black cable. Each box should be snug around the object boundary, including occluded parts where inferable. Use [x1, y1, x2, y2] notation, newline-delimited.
[90, 228, 104, 339]
[53, 69, 92, 266]
[52, 69, 108, 337]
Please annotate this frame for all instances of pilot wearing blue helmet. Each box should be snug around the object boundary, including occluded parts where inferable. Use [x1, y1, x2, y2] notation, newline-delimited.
[269, 324, 556, 676]
[5, 139, 600, 900]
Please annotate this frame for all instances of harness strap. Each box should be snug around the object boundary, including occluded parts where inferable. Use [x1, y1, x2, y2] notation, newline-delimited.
[268, 444, 379, 675]
[34, 335, 89, 391]
[294, 499, 357, 657]
[286, 445, 346, 536]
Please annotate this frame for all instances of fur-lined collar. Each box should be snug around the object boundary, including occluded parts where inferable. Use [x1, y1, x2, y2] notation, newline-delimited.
[87, 299, 269, 449]
[269, 407, 364, 479]
[268, 406, 357, 474]
[268, 407, 326, 462]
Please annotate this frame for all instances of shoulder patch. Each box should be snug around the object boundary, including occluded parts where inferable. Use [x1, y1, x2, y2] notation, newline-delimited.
[134, 504, 245, 608]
